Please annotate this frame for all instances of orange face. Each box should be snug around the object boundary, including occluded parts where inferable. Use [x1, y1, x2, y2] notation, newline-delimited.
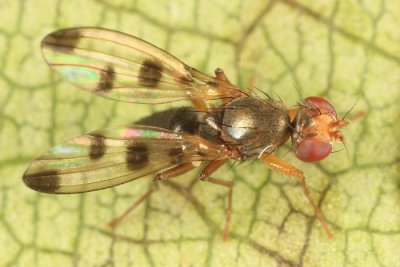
[292, 97, 348, 162]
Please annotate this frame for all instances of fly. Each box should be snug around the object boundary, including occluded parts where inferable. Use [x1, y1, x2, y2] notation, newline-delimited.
[23, 28, 351, 240]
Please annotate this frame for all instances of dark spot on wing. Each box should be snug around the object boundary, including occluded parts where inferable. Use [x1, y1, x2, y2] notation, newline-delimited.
[138, 60, 163, 87]
[96, 65, 115, 92]
[206, 81, 219, 87]
[197, 150, 209, 158]
[178, 75, 193, 83]
[126, 144, 149, 170]
[23, 170, 61, 193]
[42, 28, 82, 52]
[168, 148, 182, 157]
[89, 133, 106, 159]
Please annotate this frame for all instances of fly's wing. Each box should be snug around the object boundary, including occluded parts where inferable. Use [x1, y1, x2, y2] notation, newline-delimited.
[23, 126, 230, 194]
[42, 27, 244, 104]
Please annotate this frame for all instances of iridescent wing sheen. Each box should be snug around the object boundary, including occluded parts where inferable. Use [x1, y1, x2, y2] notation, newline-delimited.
[42, 27, 243, 104]
[23, 126, 230, 194]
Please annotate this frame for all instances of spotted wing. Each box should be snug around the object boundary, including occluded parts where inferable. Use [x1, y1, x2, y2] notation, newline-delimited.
[41, 27, 243, 104]
[23, 126, 230, 194]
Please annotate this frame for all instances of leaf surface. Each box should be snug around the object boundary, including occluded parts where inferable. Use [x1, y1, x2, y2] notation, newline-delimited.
[0, 0, 399, 266]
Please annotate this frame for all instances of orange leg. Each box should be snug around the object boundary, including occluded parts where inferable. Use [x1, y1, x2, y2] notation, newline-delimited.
[215, 68, 231, 83]
[214, 68, 246, 106]
[261, 154, 334, 240]
[107, 162, 196, 228]
[199, 160, 234, 241]
[199, 159, 227, 180]
[215, 68, 233, 106]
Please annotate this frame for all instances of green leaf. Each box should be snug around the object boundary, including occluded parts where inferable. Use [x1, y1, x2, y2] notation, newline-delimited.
[1, 0, 399, 266]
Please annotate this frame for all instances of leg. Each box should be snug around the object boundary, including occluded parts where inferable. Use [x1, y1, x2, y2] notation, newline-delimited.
[107, 162, 196, 228]
[215, 68, 233, 106]
[261, 154, 334, 240]
[199, 160, 234, 241]
[199, 159, 227, 180]
[215, 68, 231, 83]
[214, 68, 246, 106]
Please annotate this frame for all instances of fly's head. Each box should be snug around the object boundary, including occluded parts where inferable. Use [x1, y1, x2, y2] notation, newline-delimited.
[291, 96, 349, 162]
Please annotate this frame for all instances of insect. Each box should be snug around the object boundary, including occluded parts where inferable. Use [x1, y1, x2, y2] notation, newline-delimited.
[23, 27, 350, 240]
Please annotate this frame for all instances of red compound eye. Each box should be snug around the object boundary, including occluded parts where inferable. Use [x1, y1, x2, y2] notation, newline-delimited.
[295, 139, 332, 162]
[293, 96, 340, 162]
[304, 96, 337, 118]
